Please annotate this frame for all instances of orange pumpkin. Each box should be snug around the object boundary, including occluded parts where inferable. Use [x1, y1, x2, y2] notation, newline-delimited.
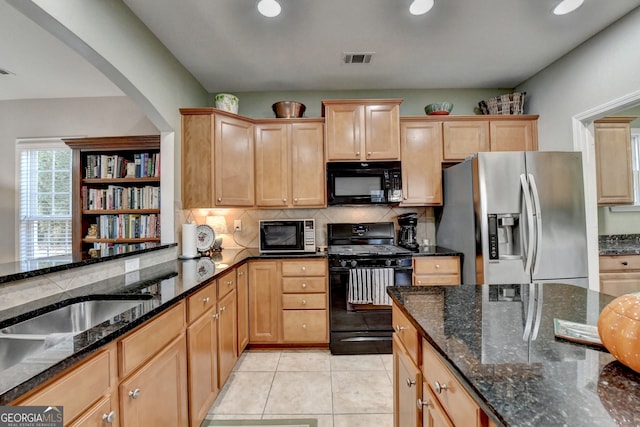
[598, 292, 640, 374]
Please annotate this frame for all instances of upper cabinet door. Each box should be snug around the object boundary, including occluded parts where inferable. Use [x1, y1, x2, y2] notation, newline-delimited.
[364, 103, 401, 160]
[255, 123, 289, 207]
[489, 119, 538, 152]
[291, 122, 326, 207]
[181, 113, 215, 209]
[442, 121, 490, 161]
[214, 114, 255, 206]
[324, 103, 364, 160]
[595, 117, 636, 205]
[400, 120, 443, 206]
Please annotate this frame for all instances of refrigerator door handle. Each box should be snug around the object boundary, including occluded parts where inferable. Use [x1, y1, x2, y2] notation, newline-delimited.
[528, 173, 543, 275]
[520, 174, 535, 274]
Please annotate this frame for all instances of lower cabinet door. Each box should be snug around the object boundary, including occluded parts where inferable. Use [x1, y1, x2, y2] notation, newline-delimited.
[120, 334, 188, 427]
[282, 310, 328, 343]
[393, 335, 421, 427]
[218, 289, 238, 387]
[421, 383, 453, 427]
[68, 395, 118, 427]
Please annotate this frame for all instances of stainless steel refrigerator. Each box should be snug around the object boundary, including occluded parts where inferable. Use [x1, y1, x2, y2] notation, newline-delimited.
[437, 151, 588, 286]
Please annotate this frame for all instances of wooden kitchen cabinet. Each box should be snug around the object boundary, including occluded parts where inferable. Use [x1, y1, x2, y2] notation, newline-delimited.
[180, 108, 254, 208]
[413, 257, 461, 286]
[442, 116, 538, 161]
[14, 344, 119, 427]
[393, 334, 422, 427]
[323, 99, 402, 161]
[217, 287, 238, 386]
[186, 280, 218, 427]
[254, 120, 325, 208]
[236, 263, 249, 354]
[400, 118, 444, 206]
[595, 117, 636, 205]
[422, 339, 487, 427]
[599, 254, 640, 296]
[119, 334, 188, 427]
[421, 382, 454, 427]
[248, 260, 281, 343]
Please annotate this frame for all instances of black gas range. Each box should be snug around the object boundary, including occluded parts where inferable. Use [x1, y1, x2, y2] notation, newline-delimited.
[327, 222, 413, 355]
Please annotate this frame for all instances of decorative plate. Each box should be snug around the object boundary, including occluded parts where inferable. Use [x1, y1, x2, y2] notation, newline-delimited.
[195, 224, 215, 252]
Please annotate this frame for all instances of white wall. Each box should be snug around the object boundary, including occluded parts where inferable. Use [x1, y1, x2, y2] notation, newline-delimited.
[0, 96, 158, 263]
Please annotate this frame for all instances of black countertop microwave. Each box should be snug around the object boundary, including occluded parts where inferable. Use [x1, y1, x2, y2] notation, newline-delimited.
[327, 161, 402, 205]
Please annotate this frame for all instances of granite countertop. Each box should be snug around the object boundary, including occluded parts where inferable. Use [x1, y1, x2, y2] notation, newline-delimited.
[599, 234, 640, 255]
[388, 284, 640, 427]
[409, 245, 462, 257]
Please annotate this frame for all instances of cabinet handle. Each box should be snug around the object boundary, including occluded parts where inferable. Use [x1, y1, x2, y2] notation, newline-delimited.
[226, 280, 233, 286]
[622, 261, 629, 266]
[434, 380, 447, 394]
[102, 411, 116, 423]
[283, 198, 287, 202]
[217, 197, 222, 202]
[367, 152, 372, 157]
[301, 283, 307, 289]
[301, 299, 307, 305]
[417, 280, 422, 285]
[213, 313, 220, 320]
[202, 297, 210, 303]
[294, 198, 298, 202]
[302, 324, 307, 329]
[417, 398, 429, 409]
[238, 271, 244, 276]
[356, 151, 360, 157]
[435, 264, 440, 269]
[395, 325, 406, 333]
[301, 266, 306, 271]
[220, 306, 226, 312]
[128, 388, 141, 399]
[406, 378, 416, 387]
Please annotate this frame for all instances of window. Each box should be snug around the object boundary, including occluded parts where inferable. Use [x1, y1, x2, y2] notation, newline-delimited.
[17, 139, 72, 260]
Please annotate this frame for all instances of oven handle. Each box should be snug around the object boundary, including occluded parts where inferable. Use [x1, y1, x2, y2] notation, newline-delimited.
[329, 266, 413, 272]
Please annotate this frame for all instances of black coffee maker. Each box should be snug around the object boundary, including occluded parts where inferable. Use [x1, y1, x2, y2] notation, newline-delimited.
[397, 213, 419, 250]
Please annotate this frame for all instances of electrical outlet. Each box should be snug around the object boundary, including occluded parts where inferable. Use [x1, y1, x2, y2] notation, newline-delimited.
[125, 258, 140, 273]
[234, 219, 242, 232]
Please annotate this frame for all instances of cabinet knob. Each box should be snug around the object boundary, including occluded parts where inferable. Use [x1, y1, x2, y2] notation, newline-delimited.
[283, 198, 287, 202]
[622, 261, 629, 266]
[406, 378, 416, 387]
[417, 398, 429, 409]
[128, 388, 141, 399]
[435, 264, 440, 269]
[301, 299, 307, 305]
[294, 198, 298, 202]
[102, 411, 116, 423]
[395, 325, 405, 333]
[417, 280, 422, 285]
[301, 283, 307, 288]
[239, 271, 244, 276]
[226, 280, 233, 285]
[213, 313, 220, 320]
[367, 152, 372, 157]
[217, 197, 222, 202]
[356, 152, 360, 157]
[434, 380, 447, 394]
[220, 306, 226, 312]
[301, 266, 306, 271]
[302, 324, 307, 329]
[202, 297, 210, 303]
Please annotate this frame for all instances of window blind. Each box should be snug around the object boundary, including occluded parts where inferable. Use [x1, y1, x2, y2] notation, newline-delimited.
[17, 139, 72, 260]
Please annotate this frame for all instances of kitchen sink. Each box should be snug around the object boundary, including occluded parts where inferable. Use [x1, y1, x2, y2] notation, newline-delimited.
[0, 298, 150, 372]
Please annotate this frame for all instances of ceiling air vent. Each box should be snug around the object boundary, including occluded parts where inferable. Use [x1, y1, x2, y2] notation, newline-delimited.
[343, 52, 374, 64]
[0, 68, 14, 75]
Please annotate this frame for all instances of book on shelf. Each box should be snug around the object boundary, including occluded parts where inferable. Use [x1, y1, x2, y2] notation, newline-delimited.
[83, 152, 160, 179]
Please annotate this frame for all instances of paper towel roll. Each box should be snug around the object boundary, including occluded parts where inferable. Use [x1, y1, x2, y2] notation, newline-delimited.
[182, 223, 197, 258]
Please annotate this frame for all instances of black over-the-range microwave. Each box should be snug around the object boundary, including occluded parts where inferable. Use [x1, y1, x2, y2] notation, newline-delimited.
[326, 161, 402, 205]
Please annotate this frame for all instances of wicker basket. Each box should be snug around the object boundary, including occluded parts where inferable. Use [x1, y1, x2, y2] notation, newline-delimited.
[479, 92, 526, 115]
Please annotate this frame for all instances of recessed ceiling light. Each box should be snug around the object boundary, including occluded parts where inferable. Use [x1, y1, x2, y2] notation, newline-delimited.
[409, 0, 434, 16]
[257, 0, 281, 18]
[553, 0, 584, 15]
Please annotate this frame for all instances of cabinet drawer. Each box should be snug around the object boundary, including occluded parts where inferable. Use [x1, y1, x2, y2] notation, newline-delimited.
[282, 259, 326, 277]
[218, 269, 236, 298]
[414, 274, 460, 286]
[17, 345, 116, 423]
[392, 304, 419, 365]
[413, 257, 460, 275]
[119, 301, 185, 378]
[282, 293, 327, 310]
[599, 255, 640, 272]
[68, 395, 117, 427]
[282, 276, 327, 293]
[422, 339, 483, 427]
[187, 281, 217, 323]
[282, 310, 328, 342]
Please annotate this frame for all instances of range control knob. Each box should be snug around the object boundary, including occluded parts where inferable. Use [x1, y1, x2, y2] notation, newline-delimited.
[350, 260, 358, 268]
[339, 260, 348, 267]
[385, 259, 392, 267]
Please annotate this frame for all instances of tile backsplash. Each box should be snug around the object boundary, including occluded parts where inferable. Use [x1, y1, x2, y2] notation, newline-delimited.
[178, 206, 435, 250]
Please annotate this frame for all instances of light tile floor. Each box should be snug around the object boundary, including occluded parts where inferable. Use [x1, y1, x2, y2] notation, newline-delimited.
[206, 349, 394, 427]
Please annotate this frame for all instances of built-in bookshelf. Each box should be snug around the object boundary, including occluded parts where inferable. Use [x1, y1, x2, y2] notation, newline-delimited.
[63, 135, 161, 255]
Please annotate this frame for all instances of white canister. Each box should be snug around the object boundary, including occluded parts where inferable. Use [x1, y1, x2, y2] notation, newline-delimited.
[214, 93, 239, 114]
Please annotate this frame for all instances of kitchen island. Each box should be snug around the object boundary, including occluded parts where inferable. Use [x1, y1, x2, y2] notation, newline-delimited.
[389, 284, 640, 427]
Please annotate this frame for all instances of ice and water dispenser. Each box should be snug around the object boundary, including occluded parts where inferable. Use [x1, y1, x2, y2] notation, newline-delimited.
[487, 213, 521, 260]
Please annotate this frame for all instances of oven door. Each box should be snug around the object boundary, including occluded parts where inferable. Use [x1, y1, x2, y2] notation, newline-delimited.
[328, 265, 411, 354]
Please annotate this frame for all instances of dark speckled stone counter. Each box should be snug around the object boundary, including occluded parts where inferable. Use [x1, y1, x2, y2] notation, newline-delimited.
[599, 234, 640, 255]
[388, 284, 640, 427]
[408, 245, 463, 257]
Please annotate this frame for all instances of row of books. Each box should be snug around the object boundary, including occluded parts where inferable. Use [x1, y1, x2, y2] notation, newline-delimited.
[91, 214, 160, 239]
[84, 152, 160, 179]
[82, 185, 160, 210]
[90, 242, 157, 253]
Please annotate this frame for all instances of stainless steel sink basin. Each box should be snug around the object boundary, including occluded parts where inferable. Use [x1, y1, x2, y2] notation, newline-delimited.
[0, 298, 149, 372]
